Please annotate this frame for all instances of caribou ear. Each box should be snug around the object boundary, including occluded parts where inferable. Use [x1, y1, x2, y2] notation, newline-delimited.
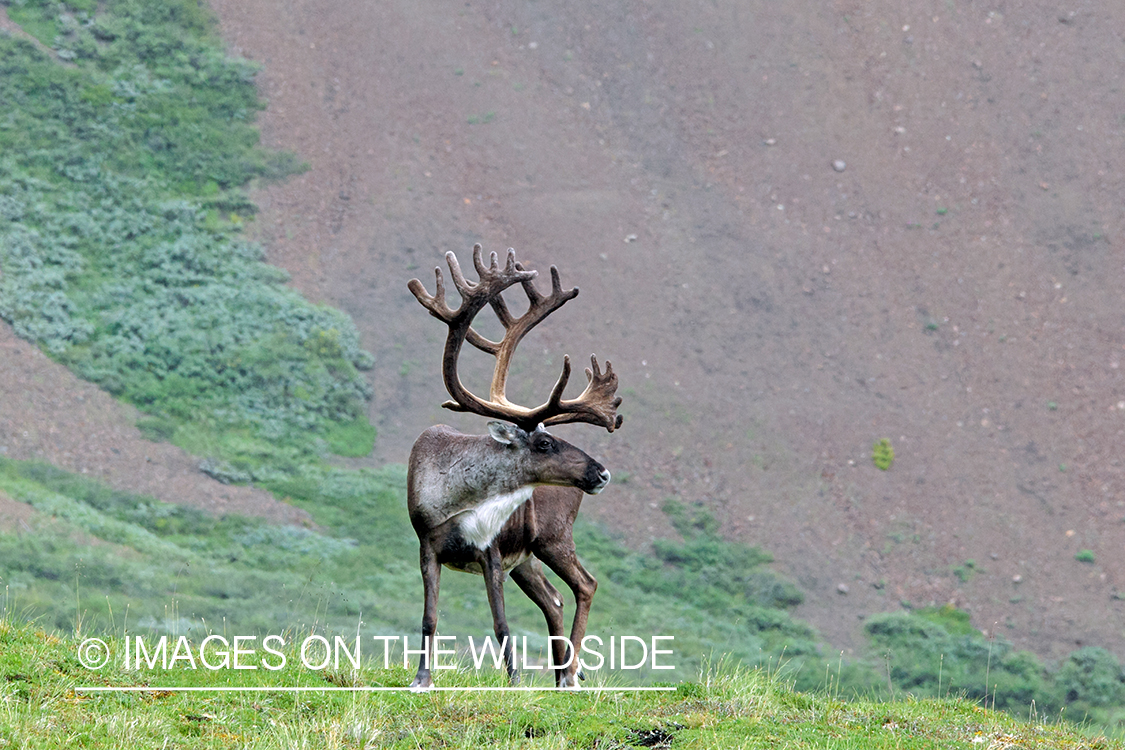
[487, 421, 520, 445]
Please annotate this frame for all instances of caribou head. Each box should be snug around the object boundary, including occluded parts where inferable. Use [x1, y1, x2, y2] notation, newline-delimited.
[405, 244, 622, 689]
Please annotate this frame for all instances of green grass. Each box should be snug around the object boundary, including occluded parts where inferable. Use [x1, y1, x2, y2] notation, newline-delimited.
[0, 619, 1118, 749]
[323, 417, 378, 458]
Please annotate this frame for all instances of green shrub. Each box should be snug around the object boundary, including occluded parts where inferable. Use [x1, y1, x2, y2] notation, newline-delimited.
[650, 500, 802, 609]
[0, 453, 833, 688]
[860, 605, 1125, 723]
[864, 609, 1051, 711]
[1055, 647, 1125, 707]
[952, 559, 978, 583]
[914, 604, 978, 636]
[872, 438, 894, 470]
[136, 416, 177, 442]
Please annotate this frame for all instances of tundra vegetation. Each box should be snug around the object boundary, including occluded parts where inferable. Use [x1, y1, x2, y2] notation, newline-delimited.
[0, 0, 373, 469]
[1, 616, 1118, 750]
[0, 0, 1122, 742]
[872, 438, 895, 471]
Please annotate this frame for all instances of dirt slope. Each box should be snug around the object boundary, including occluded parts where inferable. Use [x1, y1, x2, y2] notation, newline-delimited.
[0, 324, 309, 525]
[5, 0, 1120, 663]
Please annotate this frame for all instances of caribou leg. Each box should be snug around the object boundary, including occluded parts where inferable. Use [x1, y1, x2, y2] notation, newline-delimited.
[509, 557, 574, 686]
[536, 540, 597, 688]
[481, 543, 519, 684]
[410, 544, 442, 690]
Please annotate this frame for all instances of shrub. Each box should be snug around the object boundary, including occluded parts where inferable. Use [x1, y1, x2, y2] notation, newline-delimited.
[872, 438, 894, 470]
[864, 609, 1052, 711]
[1054, 647, 1125, 707]
[651, 500, 802, 609]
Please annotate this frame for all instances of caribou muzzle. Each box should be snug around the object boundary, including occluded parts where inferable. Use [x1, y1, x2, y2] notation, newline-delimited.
[585, 465, 611, 495]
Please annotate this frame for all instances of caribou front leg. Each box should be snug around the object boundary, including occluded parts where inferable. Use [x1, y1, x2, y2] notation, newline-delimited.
[410, 544, 441, 690]
[481, 543, 519, 684]
[510, 558, 573, 687]
[538, 541, 597, 688]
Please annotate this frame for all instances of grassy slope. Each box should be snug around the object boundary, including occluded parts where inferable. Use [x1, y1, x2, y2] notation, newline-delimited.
[0, 456, 826, 689]
[1, 620, 1117, 750]
[5, 455, 1125, 738]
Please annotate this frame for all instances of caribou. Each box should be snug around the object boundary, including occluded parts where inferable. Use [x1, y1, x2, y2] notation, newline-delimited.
[405, 244, 622, 689]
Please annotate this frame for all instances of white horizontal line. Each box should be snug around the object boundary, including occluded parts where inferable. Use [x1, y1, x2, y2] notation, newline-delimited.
[75, 686, 675, 693]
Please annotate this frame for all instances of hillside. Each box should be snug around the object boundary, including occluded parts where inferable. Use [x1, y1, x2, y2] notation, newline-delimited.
[0, 323, 306, 525]
[203, 0, 1125, 664]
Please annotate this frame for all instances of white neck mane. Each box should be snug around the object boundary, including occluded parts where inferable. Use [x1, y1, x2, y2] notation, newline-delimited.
[457, 486, 534, 549]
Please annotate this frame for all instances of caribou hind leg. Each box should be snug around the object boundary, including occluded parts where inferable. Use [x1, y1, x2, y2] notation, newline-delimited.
[509, 557, 574, 687]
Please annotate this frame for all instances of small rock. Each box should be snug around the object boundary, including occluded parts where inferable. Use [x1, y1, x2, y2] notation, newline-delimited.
[837, 583, 849, 595]
[624, 234, 637, 243]
[832, 159, 847, 172]
[1012, 575, 1022, 584]
[764, 138, 777, 146]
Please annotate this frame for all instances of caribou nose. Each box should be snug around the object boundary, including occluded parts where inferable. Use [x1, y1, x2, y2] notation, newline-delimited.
[589, 468, 611, 495]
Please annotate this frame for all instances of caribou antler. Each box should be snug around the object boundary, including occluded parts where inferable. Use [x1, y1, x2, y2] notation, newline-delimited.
[408, 244, 623, 433]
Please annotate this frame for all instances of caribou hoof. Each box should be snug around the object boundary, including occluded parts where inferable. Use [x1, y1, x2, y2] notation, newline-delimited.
[409, 676, 433, 692]
[558, 673, 582, 690]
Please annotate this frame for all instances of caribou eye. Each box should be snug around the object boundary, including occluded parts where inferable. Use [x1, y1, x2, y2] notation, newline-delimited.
[534, 438, 553, 452]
